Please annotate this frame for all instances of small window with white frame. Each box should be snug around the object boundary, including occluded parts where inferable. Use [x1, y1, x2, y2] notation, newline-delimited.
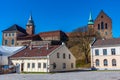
[111, 48, 116, 55]
[95, 49, 99, 56]
[32, 63, 35, 68]
[43, 63, 46, 68]
[103, 49, 107, 55]
[38, 63, 41, 68]
[27, 63, 30, 68]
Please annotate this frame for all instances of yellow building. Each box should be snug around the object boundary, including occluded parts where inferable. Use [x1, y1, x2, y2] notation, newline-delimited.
[91, 38, 120, 70]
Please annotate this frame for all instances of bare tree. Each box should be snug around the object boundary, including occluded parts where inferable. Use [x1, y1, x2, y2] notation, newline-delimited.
[67, 26, 101, 63]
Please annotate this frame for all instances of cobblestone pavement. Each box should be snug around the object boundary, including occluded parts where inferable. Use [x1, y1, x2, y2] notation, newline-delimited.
[0, 71, 120, 80]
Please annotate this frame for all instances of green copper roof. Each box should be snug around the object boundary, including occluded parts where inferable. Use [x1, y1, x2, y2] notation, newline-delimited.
[88, 12, 94, 25]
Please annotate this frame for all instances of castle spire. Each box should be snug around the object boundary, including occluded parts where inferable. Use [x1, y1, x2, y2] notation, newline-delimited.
[26, 13, 35, 35]
[27, 13, 34, 26]
[88, 12, 94, 25]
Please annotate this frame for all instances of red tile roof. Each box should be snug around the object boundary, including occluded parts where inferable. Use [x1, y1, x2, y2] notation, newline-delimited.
[93, 38, 120, 46]
[10, 45, 60, 58]
[39, 30, 62, 37]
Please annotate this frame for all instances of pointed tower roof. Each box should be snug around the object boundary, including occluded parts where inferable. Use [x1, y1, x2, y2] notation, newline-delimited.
[88, 12, 94, 25]
[27, 14, 34, 26]
[94, 10, 111, 21]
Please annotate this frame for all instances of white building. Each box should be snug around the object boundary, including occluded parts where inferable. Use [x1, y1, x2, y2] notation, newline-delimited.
[0, 46, 25, 66]
[91, 38, 120, 70]
[9, 44, 76, 72]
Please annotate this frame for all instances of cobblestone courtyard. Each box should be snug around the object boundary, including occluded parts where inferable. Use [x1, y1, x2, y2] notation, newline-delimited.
[0, 71, 120, 80]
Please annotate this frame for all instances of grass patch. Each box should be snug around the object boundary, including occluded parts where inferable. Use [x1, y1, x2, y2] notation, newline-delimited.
[76, 59, 91, 68]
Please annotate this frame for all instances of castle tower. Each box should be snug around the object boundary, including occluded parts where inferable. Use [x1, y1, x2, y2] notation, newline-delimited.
[88, 12, 94, 29]
[26, 14, 35, 35]
[94, 10, 112, 39]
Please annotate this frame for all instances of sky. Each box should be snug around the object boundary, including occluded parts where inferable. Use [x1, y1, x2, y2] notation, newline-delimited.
[0, 0, 120, 45]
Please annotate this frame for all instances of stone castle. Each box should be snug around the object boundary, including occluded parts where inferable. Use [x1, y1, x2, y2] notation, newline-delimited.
[2, 10, 112, 46]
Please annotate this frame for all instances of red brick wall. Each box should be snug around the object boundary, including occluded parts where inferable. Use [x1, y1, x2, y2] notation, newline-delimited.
[94, 11, 112, 39]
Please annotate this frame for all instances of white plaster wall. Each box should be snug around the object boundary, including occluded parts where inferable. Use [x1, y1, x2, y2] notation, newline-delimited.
[11, 58, 48, 72]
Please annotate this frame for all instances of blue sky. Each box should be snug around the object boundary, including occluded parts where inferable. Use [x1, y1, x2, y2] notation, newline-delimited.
[0, 0, 120, 45]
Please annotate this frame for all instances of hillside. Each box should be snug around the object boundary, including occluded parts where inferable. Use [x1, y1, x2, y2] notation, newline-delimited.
[69, 44, 91, 68]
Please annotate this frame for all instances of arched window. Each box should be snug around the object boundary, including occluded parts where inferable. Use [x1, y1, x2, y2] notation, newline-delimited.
[105, 23, 107, 29]
[95, 59, 99, 66]
[98, 24, 100, 30]
[112, 59, 116, 66]
[63, 53, 65, 59]
[101, 22, 104, 30]
[103, 59, 108, 66]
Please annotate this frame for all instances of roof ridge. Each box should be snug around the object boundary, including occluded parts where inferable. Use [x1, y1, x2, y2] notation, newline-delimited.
[94, 10, 111, 22]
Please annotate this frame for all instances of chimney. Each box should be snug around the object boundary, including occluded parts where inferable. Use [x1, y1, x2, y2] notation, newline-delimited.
[29, 45, 33, 50]
[46, 43, 49, 50]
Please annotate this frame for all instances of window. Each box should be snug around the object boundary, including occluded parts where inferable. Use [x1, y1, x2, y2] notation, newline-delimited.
[103, 49, 107, 55]
[38, 63, 41, 68]
[0, 54, 2, 56]
[57, 52, 60, 58]
[101, 15, 103, 18]
[5, 33, 7, 37]
[112, 59, 116, 66]
[32, 63, 35, 68]
[98, 24, 100, 30]
[105, 23, 107, 29]
[27, 63, 30, 68]
[53, 63, 56, 69]
[63, 63, 66, 69]
[11, 39, 14, 45]
[71, 63, 74, 68]
[95, 59, 99, 66]
[95, 49, 99, 56]
[101, 22, 104, 30]
[12, 33, 14, 36]
[105, 32, 108, 35]
[103, 59, 108, 66]
[111, 49, 116, 55]
[43, 63, 46, 68]
[5, 40, 8, 45]
[9, 33, 11, 36]
[63, 53, 65, 59]
[69, 54, 71, 59]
